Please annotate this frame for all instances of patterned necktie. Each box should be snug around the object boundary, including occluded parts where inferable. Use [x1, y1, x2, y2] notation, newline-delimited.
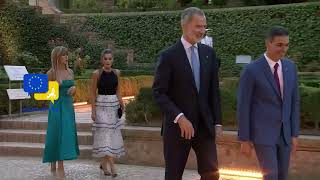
[274, 63, 281, 95]
[191, 46, 200, 92]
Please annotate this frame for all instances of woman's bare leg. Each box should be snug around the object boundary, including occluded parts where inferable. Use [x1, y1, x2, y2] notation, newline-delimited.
[50, 162, 56, 175]
[56, 161, 65, 178]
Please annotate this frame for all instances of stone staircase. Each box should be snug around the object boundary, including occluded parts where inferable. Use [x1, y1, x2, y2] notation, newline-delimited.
[57, 12, 138, 66]
[0, 107, 93, 158]
[29, 0, 62, 15]
[2, 110, 320, 175]
[29, 0, 115, 15]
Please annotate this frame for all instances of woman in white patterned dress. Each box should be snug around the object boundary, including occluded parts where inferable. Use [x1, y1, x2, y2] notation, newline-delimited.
[91, 49, 125, 177]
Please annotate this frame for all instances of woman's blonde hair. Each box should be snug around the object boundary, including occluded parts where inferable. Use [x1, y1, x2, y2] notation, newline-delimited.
[49, 46, 72, 80]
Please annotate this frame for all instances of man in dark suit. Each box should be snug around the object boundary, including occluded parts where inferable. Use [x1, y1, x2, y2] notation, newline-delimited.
[152, 7, 222, 180]
[237, 26, 300, 180]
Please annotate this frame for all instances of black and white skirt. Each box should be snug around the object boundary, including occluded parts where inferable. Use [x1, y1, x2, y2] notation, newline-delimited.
[92, 95, 125, 158]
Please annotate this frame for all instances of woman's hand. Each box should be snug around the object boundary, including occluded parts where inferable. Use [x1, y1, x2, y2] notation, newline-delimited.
[68, 86, 76, 95]
[120, 103, 125, 112]
[91, 111, 96, 121]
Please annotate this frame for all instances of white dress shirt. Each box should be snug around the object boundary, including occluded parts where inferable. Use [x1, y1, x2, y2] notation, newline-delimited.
[264, 53, 284, 97]
[174, 36, 221, 127]
[181, 36, 199, 68]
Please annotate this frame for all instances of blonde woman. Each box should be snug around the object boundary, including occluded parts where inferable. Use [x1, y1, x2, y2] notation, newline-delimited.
[43, 46, 79, 178]
[91, 49, 125, 177]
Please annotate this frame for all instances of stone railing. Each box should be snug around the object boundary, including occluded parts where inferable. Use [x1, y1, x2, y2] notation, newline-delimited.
[119, 126, 320, 177]
[29, 0, 62, 14]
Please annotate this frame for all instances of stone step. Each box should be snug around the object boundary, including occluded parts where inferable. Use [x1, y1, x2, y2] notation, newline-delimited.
[0, 142, 91, 158]
[0, 129, 93, 145]
[39, 0, 62, 14]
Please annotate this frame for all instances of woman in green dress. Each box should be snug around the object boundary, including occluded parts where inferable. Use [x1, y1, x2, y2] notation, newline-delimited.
[43, 46, 79, 178]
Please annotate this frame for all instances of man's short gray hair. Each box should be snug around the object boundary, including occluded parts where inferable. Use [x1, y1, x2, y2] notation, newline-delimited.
[181, 7, 205, 24]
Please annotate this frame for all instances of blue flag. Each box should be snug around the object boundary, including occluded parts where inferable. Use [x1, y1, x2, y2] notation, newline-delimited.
[23, 74, 48, 94]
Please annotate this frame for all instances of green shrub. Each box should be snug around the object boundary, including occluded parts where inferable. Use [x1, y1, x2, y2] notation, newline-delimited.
[68, 50, 90, 76]
[223, 76, 320, 89]
[189, 0, 207, 6]
[83, 42, 105, 69]
[298, 59, 320, 72]
[179, 0, 193, 6]
[300, 80, 320, 88]
[117, 0, 129, 8]
[221, 77, 239, 89]
[125, 87, 161, 124]
[0, 83, 14, 115]
[298, 72, 320, 88]
[117, 0, 175, 9]
[49, 25, 87, 50]
[13, 51, 40, 69]
[121, 70, 154, 76]
[82, 47, 132, 70]
[0, 66, 8, 81]
[71, 0, 97, 9]
[125, 101, 148, 123]
[298, 72, 320, 80]
[241, 0, 264, 6]
[212, 0, 228, 6]
[300, 85, 320, 129]
[128, 0, 157, 9]
[241, 0, 308, 6]
[113, 51, 128, 69]
[221, 87, 237, 126]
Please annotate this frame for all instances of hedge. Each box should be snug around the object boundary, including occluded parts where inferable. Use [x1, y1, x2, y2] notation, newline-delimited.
[0, 2, 87, 67]
[75, 2, 320, 76]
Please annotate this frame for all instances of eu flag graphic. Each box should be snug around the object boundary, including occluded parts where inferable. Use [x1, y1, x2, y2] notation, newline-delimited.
[23, 74, 48, 94]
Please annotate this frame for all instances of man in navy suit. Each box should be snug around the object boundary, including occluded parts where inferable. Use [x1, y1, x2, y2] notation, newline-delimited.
[152, 7, 222, 180]
[237, 26, 300, 180]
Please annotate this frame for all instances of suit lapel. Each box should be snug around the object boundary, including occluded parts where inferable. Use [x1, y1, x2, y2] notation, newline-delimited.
[177, 41, 198, 94]
[261, 56, 282, 99]
[281, 59, 289, 102]
[197, 43, 207, 94]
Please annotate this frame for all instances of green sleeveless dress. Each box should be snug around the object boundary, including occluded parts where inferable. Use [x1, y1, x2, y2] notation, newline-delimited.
[43, 80, 80, 163]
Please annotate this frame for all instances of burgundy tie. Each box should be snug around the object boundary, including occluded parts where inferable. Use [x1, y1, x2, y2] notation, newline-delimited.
[274, 63, 281, 95]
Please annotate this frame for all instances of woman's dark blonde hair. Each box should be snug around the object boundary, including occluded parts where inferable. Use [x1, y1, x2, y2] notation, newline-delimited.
[49, 46, 72, 80]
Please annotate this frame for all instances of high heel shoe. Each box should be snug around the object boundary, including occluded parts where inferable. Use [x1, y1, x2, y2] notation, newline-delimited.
[50, 163, 56, 176]
[110, 165, 118, 177]
[56, 168, 66, 179]
[50, 169, 56, 176]
[100, 164, 111, 176]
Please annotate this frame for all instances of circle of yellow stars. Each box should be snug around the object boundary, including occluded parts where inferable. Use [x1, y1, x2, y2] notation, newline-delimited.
[28, 75, 43, 91]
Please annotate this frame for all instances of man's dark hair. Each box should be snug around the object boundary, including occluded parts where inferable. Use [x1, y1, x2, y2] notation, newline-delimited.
[265, 26, 289, 41]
